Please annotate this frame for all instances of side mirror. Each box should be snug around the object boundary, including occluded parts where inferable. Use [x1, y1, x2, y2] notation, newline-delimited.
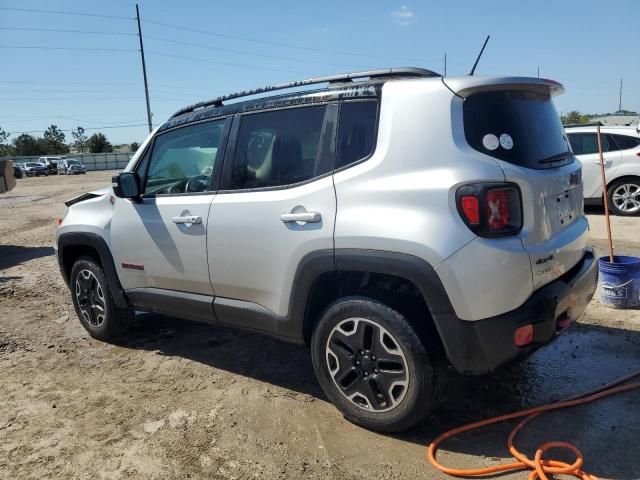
[114, 172, 141, 199]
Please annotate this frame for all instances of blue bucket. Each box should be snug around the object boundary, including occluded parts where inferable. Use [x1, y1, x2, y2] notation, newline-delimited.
[598, 256, 640, 309]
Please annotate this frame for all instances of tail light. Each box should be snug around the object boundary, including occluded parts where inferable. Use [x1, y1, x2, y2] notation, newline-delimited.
[456, 183, 522, 237]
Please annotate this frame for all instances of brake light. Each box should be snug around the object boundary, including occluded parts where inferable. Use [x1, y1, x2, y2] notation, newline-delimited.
[460, 196, 480, 224]
[456, 183, 523, 237]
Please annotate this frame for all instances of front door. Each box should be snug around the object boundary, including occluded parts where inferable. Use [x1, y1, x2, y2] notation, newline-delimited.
[568, 132, 622, 198]
[111, 118, 229, 296]
[208, 105, 337, 329]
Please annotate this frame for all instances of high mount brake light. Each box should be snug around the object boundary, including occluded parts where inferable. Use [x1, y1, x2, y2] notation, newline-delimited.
[456, 183, 523, 237]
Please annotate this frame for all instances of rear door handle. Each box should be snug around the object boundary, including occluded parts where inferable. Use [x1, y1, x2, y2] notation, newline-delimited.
[280, 212, 322, 223]
[172, 215, 202, 225]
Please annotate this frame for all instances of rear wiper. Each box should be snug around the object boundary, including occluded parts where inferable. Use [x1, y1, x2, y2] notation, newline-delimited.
[538, 151, 573, 164]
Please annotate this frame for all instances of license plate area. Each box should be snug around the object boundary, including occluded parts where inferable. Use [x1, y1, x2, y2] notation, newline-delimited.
[556, 192, 574, 226]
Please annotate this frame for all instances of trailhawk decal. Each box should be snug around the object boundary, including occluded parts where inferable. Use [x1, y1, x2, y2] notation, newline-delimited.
[121, 262, 145, 271]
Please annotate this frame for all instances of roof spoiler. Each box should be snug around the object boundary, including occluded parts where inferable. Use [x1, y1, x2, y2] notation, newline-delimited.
[442, 76, 565, 98]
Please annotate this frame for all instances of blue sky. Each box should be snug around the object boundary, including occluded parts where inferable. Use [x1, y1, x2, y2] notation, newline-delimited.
[1, 0, 638, 144]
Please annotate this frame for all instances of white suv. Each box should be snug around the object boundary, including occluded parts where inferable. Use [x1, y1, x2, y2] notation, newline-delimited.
[565, 125, 640, 215]
[56, 69, 598, 432]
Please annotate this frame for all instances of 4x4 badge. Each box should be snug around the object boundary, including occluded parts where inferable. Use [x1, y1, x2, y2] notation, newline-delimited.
[535, 254, 554, 265]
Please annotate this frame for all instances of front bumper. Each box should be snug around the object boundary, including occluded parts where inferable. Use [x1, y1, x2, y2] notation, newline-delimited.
[436, 248, 598, 374]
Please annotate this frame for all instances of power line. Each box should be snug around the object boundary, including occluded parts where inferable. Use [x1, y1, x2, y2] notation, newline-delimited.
[0, 45, 137, 52]
[12, 123, 151, 135]
[143, 18, 433, 63]
[146, 51, 312, 75]
[144, 35, 372, 69]
[0, 6, 134, 20]
[0, 96, 151, 101]
[0, 113, 171, 123]
[0, 26, 136, 36]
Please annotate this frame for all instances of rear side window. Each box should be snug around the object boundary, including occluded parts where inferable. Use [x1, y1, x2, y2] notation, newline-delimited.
[336, 100, 378, 169]
[463, 90, 572, 169]
[610, 134, 640, 151]
[567, 133, 610, 155]
[229, 105, 327, 189]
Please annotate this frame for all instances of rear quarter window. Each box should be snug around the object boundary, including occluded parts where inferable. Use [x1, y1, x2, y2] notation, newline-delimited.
[610, 134, 640, 151]
[336, 100, 378, 169]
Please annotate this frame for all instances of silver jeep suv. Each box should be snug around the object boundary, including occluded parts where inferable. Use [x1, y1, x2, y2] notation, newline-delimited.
[56, 68, 598, 432]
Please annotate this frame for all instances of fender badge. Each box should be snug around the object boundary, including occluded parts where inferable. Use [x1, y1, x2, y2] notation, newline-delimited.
[122, 262, 144, 271]
[535, 254, 554, 265]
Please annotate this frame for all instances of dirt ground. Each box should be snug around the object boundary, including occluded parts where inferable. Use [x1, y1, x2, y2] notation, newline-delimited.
[1, 171, 639, 480]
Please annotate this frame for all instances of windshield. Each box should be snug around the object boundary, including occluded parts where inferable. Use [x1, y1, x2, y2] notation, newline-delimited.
[463, 90, 573, 169]
[26, 163, 39, 167]
[67, 160, 81, 165]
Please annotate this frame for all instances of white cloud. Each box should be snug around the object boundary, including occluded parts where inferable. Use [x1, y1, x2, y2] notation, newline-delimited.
[391, 6, 415, 27]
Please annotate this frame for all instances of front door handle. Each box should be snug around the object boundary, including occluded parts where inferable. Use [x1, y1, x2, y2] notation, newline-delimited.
[172, 215, 202, 225]
[280, 212, 322, 223]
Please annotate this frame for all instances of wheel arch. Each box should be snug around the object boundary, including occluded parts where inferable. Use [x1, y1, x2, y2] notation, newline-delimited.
[294, 249, 455, 356]
[607, 174, 640, 189]
[57, 232, 128, 308]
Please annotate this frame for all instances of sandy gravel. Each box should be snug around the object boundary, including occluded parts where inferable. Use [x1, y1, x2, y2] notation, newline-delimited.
[1, 172, 639, 480]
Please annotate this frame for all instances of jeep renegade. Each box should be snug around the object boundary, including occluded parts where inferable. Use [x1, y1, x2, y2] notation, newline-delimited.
[56, 68, 598, 432]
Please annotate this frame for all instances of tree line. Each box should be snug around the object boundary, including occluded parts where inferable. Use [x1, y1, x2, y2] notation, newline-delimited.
[0, 125, 140, 157]
[561, 109, 638, 125]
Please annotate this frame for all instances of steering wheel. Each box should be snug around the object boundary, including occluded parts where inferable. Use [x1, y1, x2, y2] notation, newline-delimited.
[185, 175, 210, 193]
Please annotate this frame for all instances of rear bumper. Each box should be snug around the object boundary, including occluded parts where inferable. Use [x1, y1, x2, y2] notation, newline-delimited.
[435, 248, 598, 374]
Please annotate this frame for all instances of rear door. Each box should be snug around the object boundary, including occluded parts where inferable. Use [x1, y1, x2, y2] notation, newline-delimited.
[461, 86, 588, 289]
[207, 104, 337, 326]
[567, 132, 622, 198]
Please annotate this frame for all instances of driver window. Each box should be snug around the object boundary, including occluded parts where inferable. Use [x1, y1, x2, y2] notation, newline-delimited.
[143, 119, 226, 195]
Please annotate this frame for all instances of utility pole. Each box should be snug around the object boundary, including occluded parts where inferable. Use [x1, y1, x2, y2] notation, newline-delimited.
[136, 4, 153, 133]
[537, 66, 540, 78]
[444, 52, 447, 76]
[618, 77, 623, 112]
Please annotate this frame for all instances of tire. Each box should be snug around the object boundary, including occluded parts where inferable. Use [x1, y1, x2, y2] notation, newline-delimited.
[70, 256, 133, 341]
[311, 296, 438, 432]
[607, 178, 640, 216]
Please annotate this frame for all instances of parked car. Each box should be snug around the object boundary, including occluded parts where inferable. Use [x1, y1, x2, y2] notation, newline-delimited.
[24, 162, 49, 177]
[56, 68, 597, 432]
[38, 156, 64, 174]
[13, 163, 24, 179]
[565, 125, 640, 215]
[58, 158, 87, 175]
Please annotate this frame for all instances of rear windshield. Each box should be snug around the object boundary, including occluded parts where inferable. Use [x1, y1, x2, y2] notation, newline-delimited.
[463, 90, 572, 169]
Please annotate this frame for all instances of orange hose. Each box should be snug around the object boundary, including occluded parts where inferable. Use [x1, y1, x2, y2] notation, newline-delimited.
[427, 371, 640, 480]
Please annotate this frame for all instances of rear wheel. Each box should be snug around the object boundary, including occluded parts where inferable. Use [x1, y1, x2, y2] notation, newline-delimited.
[311, 296, 438, 432]
[70, 256, 133, 341]
[608, 178, 640, 216]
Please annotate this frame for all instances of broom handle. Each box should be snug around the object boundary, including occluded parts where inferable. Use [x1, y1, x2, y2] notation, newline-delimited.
[597, 125, 614, 262]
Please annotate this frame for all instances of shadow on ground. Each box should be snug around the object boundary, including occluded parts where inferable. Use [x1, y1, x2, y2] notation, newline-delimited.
[0, 245, 55, 270]
[585, 205, 605, 216]
[118, 314, 640, 479]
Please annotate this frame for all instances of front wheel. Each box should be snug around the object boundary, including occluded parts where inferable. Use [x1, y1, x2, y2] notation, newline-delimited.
[311, 296, 438, 432]
[70, 256, 133, 341]
[608, 178, 640, 216]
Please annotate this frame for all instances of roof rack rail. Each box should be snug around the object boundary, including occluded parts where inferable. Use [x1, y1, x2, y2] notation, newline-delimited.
[563, 122, 603, 128]
[170, 67, 439, 118]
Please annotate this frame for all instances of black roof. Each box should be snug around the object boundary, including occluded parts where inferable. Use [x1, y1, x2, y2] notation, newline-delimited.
[160, 67, 439, 133]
